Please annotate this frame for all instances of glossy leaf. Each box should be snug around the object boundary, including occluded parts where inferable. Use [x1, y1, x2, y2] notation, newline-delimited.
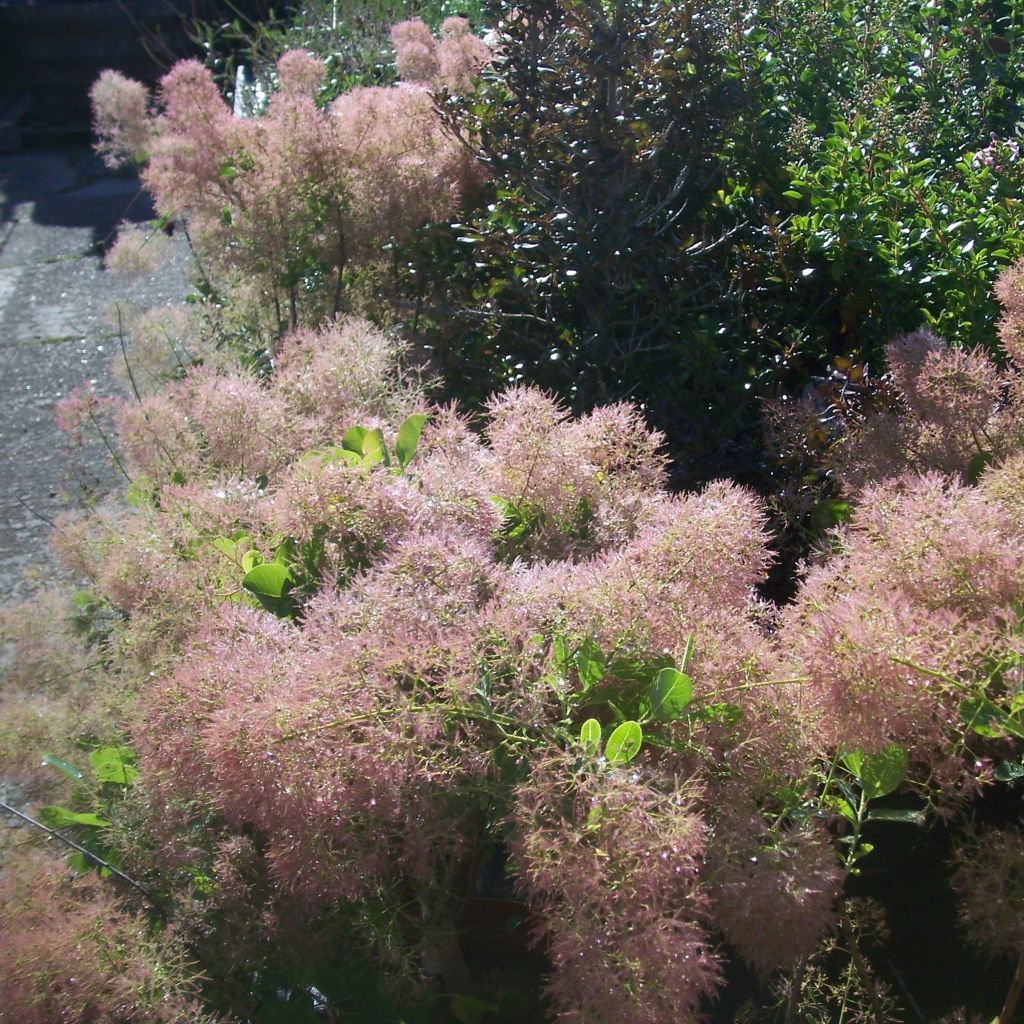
[579, 718, 602, 756]
[605, 721, 643, 766]
[395, 413, 428, 469]
[41, 754, 84, 783]
[647, 667, 693, 722]
[866, 807, 926, 826]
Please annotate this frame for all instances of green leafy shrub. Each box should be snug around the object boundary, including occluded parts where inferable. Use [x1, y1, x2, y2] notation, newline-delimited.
[729, 0, 1024, 375]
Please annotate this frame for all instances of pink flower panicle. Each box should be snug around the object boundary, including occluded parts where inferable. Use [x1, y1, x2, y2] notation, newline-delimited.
[392, 16, 490, 92]
[89, 68, 153, 167]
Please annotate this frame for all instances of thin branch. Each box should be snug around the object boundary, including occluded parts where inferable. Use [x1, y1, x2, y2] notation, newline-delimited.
[115, 304, 142, 403]
[0, 799, 163, 912]
[15, 495, 56, 529]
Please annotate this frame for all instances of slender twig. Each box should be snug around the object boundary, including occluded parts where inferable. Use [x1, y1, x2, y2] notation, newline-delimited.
[115, 304, 142, 403]
[87, 410, 132, 483]
[784, 955, 808, 1024]
[839, 907, 888, 1024]
[0, 799, 162, 912]
[15, 495, 56, 528]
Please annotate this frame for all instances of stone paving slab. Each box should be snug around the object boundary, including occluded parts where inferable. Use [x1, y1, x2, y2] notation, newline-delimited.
[0, 145, 189, 607]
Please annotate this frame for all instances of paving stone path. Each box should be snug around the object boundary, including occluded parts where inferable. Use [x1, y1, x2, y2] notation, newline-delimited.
[0, 146, 189, 607]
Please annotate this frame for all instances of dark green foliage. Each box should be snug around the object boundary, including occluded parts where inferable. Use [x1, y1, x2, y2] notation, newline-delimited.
[729, 0, 1024, 374]
[432, 0, 755, 481]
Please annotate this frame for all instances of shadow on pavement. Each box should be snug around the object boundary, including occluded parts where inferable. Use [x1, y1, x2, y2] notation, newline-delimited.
[0, 146, 156, 254]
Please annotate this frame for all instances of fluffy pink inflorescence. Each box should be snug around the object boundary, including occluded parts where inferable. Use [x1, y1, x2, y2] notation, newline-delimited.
[0, 855, 211, 1023]
[391, 18, 441, 83]
[89, 69, 153, 167]
[273, 316, 418, 431]
[483, 386, 669, 559]
[392, 17, 490, 92]
[276, 47, 326, 99]
[127, 52, 481, 328]
[781, 472, 1024, 788]
[706, 808, 842, 974]
[103, 222, 172, 279]
[55, 382, 116, 447]
[70, 328, 833, 1010]
[512, 759, 719, 1024]
[995, 260, 1024, 368]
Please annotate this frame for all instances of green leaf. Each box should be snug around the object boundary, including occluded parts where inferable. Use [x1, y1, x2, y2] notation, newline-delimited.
[241, 549, 263, 573]
[361, 428, 389, 466]
[242, 562, 294, 599]
[647, 667, 694, 722]
[552, 634, 571, 670]
[66, 852, 94, 873]
[605, 721, 643, 766]
[89, 746, 138, 786]
[575, 637, 606, 691]
[995, 760, 1024, 782]
[579, 718, 602, 756]
[679, 632, 696, 673]
[41, 755, 84, 783]
[865, 807, 927, 826]
[960, 696, 1024, 739]
[858, 745, 909, 801]
[341, 425, 389, 466]
[823, 794, 857, 824]
[242, 562, 296, 616]
[395, 413, 428, 469]
[841, 749, 864, 779]
[211, 537, 237, 561]
[342, 425, 371, 455]
[39, 806, 110, 829]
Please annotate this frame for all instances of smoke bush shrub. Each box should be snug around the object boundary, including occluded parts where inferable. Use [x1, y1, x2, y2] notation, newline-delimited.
[48, 305, 851, 1017]
[90, 48, 483, 340]
[19, 297, 1024, 1020]
[0, 855, 212, 1024]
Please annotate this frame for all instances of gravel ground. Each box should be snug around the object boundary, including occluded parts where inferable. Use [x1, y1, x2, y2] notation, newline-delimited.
[0, 146, 189, 608]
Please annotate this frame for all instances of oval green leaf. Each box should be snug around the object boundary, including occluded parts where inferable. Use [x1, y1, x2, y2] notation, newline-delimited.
[40, 806, 110, 829]
[395, 413, 428, 469]
[41, 754, 84, 782]
[341, 425, 370, 455]
[605, 721, 643, 766]
[579, 718, 602, 756]
[242, 562, 294, 599]
[858, 745, 909, 801]
[648, 667, 693, 722]
[90, 746, 139, 786]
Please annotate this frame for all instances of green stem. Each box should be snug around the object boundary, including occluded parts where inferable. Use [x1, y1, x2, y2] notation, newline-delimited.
[839, 907, 888, 1024]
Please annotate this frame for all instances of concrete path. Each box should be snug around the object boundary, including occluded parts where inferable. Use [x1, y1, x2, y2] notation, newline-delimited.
[0, 147, 189, 606]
